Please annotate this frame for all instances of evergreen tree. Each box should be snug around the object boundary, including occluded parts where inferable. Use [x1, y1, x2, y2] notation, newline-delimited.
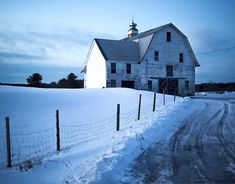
[26, 73, 43, 87]
[67, 73, 78, 88]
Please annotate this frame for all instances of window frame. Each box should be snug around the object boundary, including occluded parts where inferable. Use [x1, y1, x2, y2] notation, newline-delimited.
[106, 80, 110, 87]
[110, 80, 116, 87]
[148, 80, 152, 91]
[185, 80, 189, 90]
[154, 51, 159, 61]
[166, 65, 173, 77]
[179, 53, 184, 63]
[126, 63, 131, 74]
[166, 32, 171, 42]
[111, 63, 116, 73]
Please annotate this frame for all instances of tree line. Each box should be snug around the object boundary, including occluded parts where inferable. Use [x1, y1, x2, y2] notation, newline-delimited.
[195, 82, 235, 92]
[0, 73, 83, 88]
[26, 72, 84, 88]
[1, 75, 235, 92]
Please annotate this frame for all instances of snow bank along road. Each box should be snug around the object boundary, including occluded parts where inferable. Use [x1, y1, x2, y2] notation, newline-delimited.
[125, 96, 235, 183]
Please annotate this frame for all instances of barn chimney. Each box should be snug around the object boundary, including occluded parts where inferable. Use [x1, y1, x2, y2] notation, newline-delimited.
[128, 19, 138, 38]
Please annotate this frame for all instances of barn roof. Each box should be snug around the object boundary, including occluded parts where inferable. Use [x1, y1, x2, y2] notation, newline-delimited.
[81, 23, 199, 73]
[122, 23, 170, 41]
[94, 38, 139, 62]
[122, 23, 200, 67]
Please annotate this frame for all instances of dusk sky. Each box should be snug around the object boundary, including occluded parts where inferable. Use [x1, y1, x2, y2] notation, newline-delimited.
[0, 0, 235, 84]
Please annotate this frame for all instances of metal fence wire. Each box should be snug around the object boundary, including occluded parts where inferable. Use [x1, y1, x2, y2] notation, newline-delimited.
[0, 93, 173, 168]
[10, 127, 56, 167]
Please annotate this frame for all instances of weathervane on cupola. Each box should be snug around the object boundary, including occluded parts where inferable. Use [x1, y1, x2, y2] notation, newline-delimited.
[128, 17, 138, 38]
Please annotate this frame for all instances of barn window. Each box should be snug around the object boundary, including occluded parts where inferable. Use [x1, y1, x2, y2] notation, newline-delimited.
[111, 80, 116, 87]
[166, 65, 173, 77]
[185, 80, 189, 90]
[111, 63, 116, 73]
[166, 32, 171, 42]
[154, 51, 159, 61]
[148, 80, 152, 91]
[179, 53, 184, 63]
[106, 80, 110, 87]
[126, 63, 131, 74]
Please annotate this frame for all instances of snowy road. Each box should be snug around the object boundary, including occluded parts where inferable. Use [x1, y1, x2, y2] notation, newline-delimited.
[125, 97, 235, 183]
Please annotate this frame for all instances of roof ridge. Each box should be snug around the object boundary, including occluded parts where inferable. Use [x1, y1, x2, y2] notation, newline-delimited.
[94, 38, 139, 62]
[96, 38, 137, 43]
[122, 23, 172, 41]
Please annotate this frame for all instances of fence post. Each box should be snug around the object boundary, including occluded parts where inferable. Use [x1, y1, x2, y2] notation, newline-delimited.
[153, 92, 156, 112]
[138, 94, 142, 120]
[56, 110, 60, 151]
[5, 117, 12, 167]
[116, 104, 120, 131]
[163, 88, 165, 106]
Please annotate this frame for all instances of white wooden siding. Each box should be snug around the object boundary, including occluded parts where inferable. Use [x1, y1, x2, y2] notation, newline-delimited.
[86, 41, 106, 88]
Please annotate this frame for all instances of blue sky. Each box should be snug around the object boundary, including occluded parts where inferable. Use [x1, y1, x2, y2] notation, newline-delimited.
[0, 0, 235, 84]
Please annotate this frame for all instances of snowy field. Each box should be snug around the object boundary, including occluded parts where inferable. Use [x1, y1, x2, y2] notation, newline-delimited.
[1, 86, 233, 183]
[0, 86, 184, 184]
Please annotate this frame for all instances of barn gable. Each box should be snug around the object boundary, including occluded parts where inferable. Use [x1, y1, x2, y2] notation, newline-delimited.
[123, 23, 199, 67]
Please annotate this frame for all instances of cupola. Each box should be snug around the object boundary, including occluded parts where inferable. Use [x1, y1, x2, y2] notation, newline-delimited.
[128, 20, 138, 38]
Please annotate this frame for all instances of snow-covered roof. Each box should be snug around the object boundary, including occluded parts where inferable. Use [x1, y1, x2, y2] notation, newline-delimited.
[95, 39, 139, 62]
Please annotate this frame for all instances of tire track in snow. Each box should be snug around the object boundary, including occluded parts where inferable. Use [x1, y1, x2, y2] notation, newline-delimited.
[195, 107, 223, 163]
[126, 101, 208, 183]
[171, 123, 209, 183]
[224, 103, 235, 153]
[124, 99, 235, 183]
[170, 102, 211, 183]
[194, 107, 223, 183]
[170, 101, 235, 183]
[216, 103, 235, 163]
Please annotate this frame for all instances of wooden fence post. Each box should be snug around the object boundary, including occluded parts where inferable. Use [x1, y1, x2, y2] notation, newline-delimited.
[5, 117, 12, 167]
[138, 94, 142, 120]
[56, 110, 60, 151]
[153, 92, 156, 112]
[116, 104, 120, 131]
[163, 88, 165, 106]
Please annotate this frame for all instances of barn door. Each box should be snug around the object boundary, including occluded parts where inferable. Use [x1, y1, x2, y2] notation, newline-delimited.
[158, 78, 178, 95]
[121, 80, 135, 89]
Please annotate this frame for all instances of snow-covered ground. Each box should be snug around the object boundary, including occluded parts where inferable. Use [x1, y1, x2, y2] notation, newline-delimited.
[122, 92, 235, 183]
[0, 86, 184, 184]
[195, 91, 235, 98]
[1, 86, 233, 183]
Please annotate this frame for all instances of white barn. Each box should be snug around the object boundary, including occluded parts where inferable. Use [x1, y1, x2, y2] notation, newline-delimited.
[82, 22, 200, 96]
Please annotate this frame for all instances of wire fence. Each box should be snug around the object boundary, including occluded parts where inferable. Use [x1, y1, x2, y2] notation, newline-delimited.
[0, 92, 176, 169]
[60, 116, 116, 148]
[11, 127, 56, 168]
[0, 135, 6, 166]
